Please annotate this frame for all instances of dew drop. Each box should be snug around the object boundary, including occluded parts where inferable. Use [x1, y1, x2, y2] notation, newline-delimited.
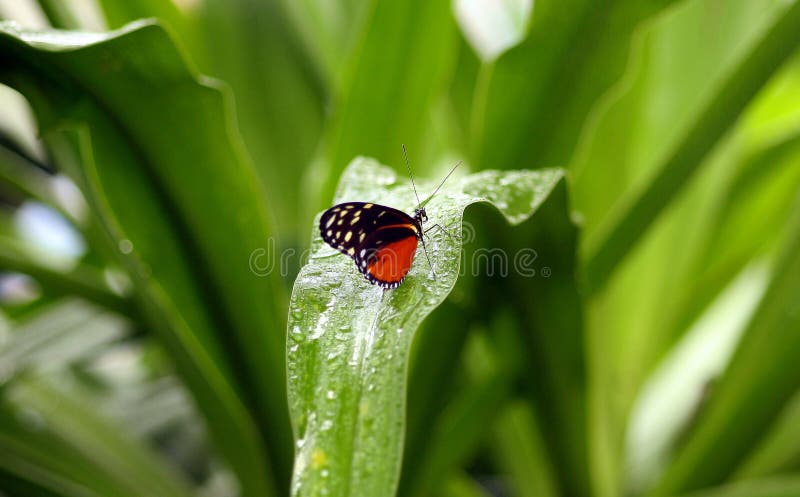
[118, 239, 133, 254]
[290, 326, 307, 343]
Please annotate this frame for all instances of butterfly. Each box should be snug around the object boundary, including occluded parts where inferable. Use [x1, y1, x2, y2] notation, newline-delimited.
[319, 147, 460, 289]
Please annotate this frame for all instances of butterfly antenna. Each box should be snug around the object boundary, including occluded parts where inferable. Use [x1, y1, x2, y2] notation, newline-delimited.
[419, 160, 461, 209]
[402, 144, 423, 209]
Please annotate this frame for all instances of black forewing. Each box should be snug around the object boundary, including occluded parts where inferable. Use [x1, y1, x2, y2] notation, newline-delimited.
[319, 202, 415, 256]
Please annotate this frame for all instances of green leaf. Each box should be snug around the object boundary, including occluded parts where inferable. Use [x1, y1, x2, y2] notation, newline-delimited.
[569, 3, 800, 494]
[473, 0, 676, 168]
[36, 0, 84, 29]
[314, 0, 459, 214]
[194, 0, 326, 241]
[584, 0, 800, 292]
[0, 378, 193, 497]
[0, 136, 59, 209]
[0, 241, 132, 318]
[735, 390, 800, 478]
[0, 298, 127, 384]
[476, 181, 590, 497]
[671, 125, 800, 341]
[438, 472, 493, 497]
[649, 199, 800, 495]
[401, 299, 476, 494]
[489, 401, 559, 497]
[401, 326, 515, 497]
[96, 0, 188, 35]
[0, 21, 288, 494]
[276, 0, 368, 84]
[676, 476, 800, 497]
[287, 157, 564, 497]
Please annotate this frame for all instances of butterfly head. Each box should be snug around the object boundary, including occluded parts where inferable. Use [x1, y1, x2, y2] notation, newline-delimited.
[413, 207, 428, 226]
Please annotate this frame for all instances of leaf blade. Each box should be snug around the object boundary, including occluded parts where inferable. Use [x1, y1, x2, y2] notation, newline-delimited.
[288, 158, 564, 497]
[584, 0, 800, 293]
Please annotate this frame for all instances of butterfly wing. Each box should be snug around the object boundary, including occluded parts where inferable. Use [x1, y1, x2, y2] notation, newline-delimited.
[354, 226, 420, 289]
[319, 202, 415, 256]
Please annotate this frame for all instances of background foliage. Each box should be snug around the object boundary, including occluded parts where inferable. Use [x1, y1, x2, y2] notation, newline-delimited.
[0, 1, 799, 497]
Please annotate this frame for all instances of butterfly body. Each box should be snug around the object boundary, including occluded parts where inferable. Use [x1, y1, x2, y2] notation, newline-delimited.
[319, 202, 428, 289]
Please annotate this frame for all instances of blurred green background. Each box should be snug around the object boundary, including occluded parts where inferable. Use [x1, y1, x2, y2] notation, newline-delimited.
[1, 0, 800, 496]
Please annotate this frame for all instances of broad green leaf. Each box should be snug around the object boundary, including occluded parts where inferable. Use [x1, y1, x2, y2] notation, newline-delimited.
[401, 326, 515, 497]
[313, 0, 458, 214]
[36, 0, 88, 30]
[0, 21, 287, 494]
[0, 378, 193, 497]
[402, 185, 583, 497]
[489, 401, 559, 497]
[194, 0, 326, 243]
[571, 0, 789, 495]
[0, 241, 131, 317]
[672, 125, 800, 339]
[401, 299, 476, 495]
[287, 158, 564, 497]
[472, 181, 590, 497]
[438, 473, 493, 497]
[649, 200, 800, 495]
[277, 0, 368, 85]
[0, 129, 61, 210]
[473, 0, 676, 168]
[101, 376, 197, 439]
[95, 0, 327, 244]
[569, 3, 800, 494]
[584, 0, 800, 292]
[0, 298, 126, 384]
[624, 261, 770, 493]
[96, 0, 186, 36]
[735, 390, 800, 478]
[676, 476, 800, 497]
[0, 469, 93, 497]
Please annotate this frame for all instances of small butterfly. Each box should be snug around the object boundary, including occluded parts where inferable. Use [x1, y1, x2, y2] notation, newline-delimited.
[319, 147, 460, 289]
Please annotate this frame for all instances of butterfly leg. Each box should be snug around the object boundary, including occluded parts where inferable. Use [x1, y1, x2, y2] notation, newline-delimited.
[419, 235, 437, 279]
[424, 223, 460, 241]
